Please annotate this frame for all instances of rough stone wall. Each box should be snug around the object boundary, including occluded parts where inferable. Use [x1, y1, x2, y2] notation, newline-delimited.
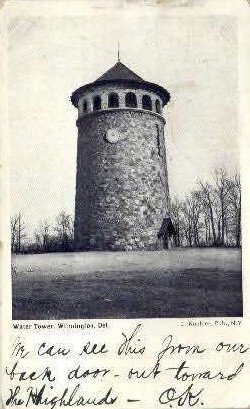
[74, 109, 170, 251]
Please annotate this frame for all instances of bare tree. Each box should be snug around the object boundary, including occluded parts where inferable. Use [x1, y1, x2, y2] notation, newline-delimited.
[199, 182, 217, 246]
[179, 191, 203, 247]
[213, 168, 230, 246]
[54, 211, 74, 251]
[35, 219, 51, 252]
[11, 214, 19, 252]
[171, 197, 183, 246]
[227, 173, 241, 247]
[190, 191, 203, 247]
[10, 212, 27, 253]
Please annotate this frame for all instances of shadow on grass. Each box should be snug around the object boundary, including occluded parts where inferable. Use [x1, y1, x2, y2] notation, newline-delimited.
[12, 267, 242, 320]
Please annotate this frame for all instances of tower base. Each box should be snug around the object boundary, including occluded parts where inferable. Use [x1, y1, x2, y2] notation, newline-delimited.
[74, 236, 166, 252]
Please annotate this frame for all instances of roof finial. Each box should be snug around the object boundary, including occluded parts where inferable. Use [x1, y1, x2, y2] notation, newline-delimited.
[117, 39, 120, 62]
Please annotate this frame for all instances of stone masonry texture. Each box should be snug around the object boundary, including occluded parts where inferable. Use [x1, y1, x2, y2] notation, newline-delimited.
[74, 109, 170, 251]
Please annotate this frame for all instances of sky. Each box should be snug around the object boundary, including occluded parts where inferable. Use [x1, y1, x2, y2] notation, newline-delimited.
[8, 2, 240, 234]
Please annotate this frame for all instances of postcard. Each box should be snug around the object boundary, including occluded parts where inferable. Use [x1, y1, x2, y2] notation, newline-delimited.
[1, 0, 250, 408]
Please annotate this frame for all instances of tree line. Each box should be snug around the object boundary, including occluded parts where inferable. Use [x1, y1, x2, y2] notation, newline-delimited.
[171, 168, 241, 247]
[11, 211, 74, 254]
[11, 167, 241, 253]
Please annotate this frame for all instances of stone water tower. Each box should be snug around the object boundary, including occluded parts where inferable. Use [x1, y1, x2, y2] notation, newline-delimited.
[71, 60, 171, 250]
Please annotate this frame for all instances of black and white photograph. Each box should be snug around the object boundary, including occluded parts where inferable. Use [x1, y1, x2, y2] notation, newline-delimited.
[9, 2, 242, 320]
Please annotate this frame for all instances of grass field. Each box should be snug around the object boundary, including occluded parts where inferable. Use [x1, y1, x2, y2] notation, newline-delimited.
[12, 248, 242, 320]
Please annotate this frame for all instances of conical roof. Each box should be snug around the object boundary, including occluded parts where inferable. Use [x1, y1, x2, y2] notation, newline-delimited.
[71, 61, 170, 107]
[94, 62, 144, 83]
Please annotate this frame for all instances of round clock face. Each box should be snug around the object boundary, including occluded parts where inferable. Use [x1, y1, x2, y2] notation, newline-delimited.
[105, 128, 120, 144]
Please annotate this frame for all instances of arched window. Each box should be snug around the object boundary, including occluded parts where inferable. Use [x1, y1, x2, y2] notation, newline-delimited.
[93, 95, 101, 111]
[155, 99, 161, 114]
[108, 93, 119, 108]
[83, 100, 88, 113]
[142, 95, 152, 111]
[125, 92, 137, 108]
